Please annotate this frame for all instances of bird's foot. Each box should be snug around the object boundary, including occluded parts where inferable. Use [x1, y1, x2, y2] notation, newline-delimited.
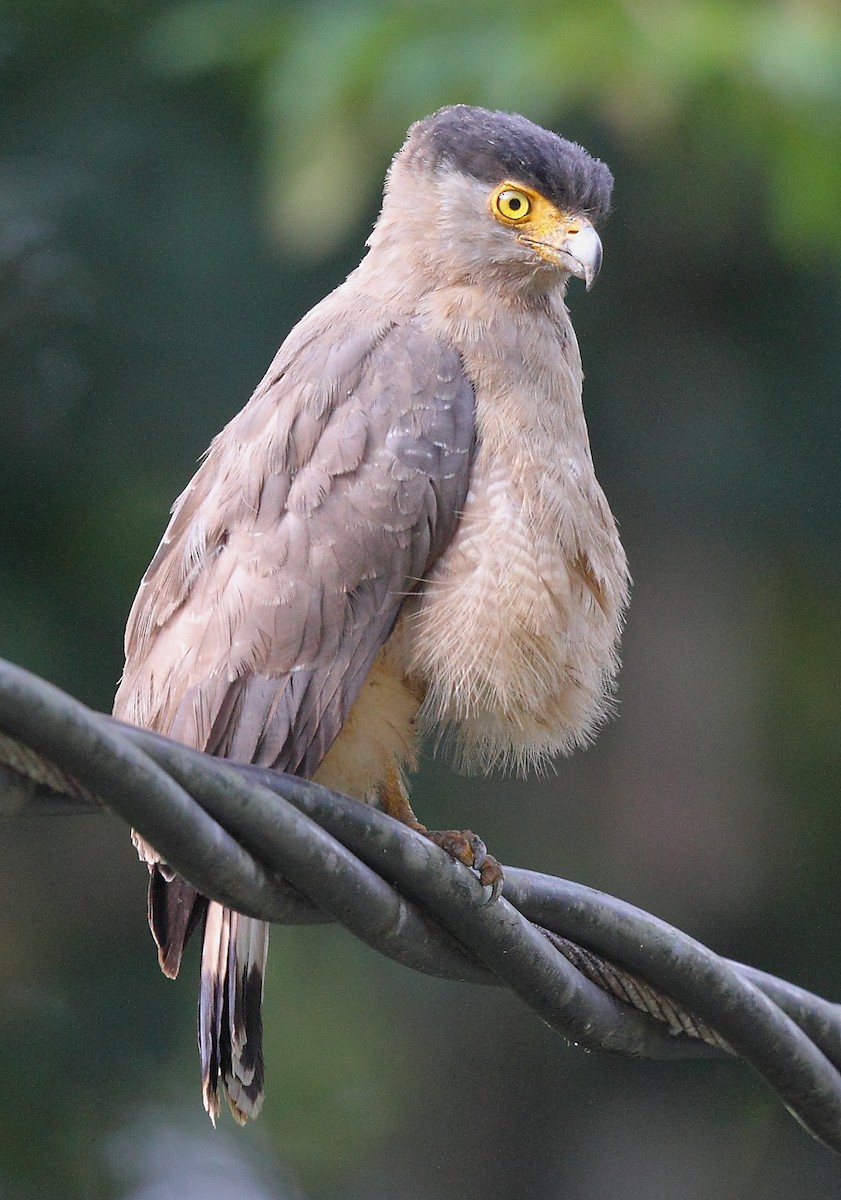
[375, 770, 503, 901]
[420, 828, 504, 902]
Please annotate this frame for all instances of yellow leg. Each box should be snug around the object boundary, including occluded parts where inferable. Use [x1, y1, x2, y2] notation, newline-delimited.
[377, 770, 504, 900]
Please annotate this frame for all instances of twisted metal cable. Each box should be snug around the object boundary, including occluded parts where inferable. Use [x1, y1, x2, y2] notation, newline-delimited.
[1, 656, 840, 1151]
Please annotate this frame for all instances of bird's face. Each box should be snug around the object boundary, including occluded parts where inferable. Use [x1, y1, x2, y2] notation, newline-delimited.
[370, 106, 612, 298]
[487, 180, 603, 290]
[402, 168, 603, 295]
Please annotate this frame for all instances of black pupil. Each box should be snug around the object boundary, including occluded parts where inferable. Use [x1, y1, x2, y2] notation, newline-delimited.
[508, 196, 521, 211]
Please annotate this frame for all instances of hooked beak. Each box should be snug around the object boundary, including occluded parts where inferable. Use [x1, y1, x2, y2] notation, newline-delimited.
[521, 214, 603, 290]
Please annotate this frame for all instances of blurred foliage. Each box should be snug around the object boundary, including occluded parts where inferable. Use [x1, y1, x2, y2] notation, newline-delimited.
[143, 0, 841, 255]
[1, 1, 840, 1198]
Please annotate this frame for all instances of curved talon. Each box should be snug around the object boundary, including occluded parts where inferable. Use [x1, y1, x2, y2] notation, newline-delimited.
[375, 780, 504, 903]
[422, 828, 504, 903]
[477, 854, 504, 904]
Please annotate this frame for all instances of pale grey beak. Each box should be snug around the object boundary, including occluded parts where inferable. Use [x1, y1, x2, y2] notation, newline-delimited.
[520, 215, 604, 290]
[561, 220, 603, 290]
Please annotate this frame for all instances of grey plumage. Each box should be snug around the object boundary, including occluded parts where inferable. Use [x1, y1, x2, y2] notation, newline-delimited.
[125, 318, 474, 776]
[117, 315, 475, 1122]
[114, 105, 629, 1123]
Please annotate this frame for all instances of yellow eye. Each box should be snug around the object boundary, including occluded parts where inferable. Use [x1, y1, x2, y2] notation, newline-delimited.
[493, 187, 532, 222]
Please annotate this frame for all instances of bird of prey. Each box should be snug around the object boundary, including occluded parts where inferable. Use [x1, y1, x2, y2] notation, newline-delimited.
[113, 104, 630, 1124]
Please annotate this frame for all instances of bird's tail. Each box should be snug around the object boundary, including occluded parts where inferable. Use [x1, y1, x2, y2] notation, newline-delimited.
[199, 902, 269, 1125]
[144, 863, 268, 1123]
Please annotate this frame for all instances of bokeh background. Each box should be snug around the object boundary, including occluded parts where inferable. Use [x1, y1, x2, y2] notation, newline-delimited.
[2, 2, 841, 1196]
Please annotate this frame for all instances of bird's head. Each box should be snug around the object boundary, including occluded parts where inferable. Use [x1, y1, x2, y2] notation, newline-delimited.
[372, 105, 612, 294]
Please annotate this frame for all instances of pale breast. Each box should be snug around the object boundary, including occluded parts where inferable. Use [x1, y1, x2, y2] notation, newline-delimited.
[406, 290, 630, 772]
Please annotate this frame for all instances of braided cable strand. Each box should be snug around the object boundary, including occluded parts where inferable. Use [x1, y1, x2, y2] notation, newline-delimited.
[537, 929, 731, 1052]
[0, 657, 840, 1150]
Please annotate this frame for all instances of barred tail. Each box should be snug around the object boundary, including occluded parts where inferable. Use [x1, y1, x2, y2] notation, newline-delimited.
[199, 903, 269, 1125]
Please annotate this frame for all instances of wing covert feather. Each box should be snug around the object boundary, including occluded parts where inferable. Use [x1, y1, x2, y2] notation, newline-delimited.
[114, 317, 475, 777]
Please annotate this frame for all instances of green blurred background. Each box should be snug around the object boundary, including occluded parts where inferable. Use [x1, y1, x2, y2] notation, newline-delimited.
[2, 1, 841, 1196]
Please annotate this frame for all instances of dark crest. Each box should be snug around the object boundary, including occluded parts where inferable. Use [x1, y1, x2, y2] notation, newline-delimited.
[400, 105, 613, 223]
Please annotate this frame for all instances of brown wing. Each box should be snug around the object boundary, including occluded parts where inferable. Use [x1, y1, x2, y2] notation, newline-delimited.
[115, 311, 475, 1124]
[114, 314, 475, 777]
